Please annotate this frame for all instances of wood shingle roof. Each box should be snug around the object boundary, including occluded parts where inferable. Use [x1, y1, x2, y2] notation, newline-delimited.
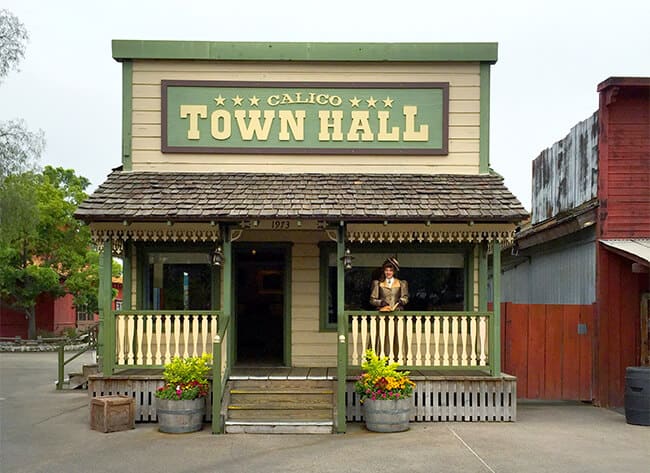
[75, 171, 528, 223]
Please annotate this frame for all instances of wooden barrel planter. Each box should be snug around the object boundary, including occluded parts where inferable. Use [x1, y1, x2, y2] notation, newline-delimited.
[156, 398, 205, 433]
[363, 398, 411, 432]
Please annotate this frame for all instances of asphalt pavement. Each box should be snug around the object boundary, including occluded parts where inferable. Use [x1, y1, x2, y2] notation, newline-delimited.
[1, 351, 648, 473]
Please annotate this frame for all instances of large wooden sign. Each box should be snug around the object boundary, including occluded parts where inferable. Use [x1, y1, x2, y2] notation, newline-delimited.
[162, 81, 449, 155]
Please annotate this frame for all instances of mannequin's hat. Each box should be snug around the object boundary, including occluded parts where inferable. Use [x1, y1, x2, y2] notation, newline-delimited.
[382, 257, 400, 272]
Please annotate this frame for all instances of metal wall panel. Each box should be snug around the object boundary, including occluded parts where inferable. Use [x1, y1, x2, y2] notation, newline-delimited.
[499, 232, 596, 304]
[531, 112, 599, 224]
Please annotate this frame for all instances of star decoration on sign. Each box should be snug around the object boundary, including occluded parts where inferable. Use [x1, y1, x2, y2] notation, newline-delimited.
[382, 97, 394, 108]
[232, 95, 244, 106]
[366, 96, 377, 108]
[214, 95, 226, 106]
[349, 96, 361, 108]
[249, 96, 260, 107]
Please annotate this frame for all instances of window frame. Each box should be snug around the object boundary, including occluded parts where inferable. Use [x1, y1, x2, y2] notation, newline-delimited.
[136, 243, 220, 311]
[318, 242, 474, 332]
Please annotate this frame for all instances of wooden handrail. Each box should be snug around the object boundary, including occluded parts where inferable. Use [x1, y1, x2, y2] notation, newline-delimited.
[345, 310, 493, 371]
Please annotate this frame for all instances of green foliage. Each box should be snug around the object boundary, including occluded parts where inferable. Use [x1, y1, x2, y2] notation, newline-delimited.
[0, 166, 115, 338]
[354, 349, 415, 402]
[155, 354, 213, 400]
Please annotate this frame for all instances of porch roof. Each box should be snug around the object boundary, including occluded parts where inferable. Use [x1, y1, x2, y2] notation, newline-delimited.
[75, 171, 528, 223]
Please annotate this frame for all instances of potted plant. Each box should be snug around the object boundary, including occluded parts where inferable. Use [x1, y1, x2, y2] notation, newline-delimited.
[155, 353, 212, 433]
[354, 349, 416, 432]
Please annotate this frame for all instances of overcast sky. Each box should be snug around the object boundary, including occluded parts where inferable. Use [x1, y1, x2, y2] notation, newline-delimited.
[2, 0, 649, 210]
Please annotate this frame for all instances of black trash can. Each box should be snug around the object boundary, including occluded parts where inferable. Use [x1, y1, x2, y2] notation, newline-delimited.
[624, 366, 650, 426]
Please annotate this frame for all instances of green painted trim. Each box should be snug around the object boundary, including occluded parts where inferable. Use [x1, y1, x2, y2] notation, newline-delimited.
[336, 225, 347, 433]
[113, 40, 497, 63]
[348, 365, 491, 372]
[478, 242, 488, 312]
[320, 242, 472, 331]
[319, 242, 336, 332]
[212, 313, 230, 434]
[136, 243, 216, 310]
[479, 63, 491, 174]
[222, 229, 234, 364]
[231, 241, 292, 366]
[115, 310, 222, 316]
[344, 310, 492, 317]
[212, 339, 222, 434]
[283, 245, 292, 367]
[464, 251, 472, 311]
[136, 243, 144, 310]
[122, 242, 132, 310]
[122, 61, 133, 171]
[490, 241, 501, 376]
[100, 240, 115, 376]
[211, 262, 220, 311]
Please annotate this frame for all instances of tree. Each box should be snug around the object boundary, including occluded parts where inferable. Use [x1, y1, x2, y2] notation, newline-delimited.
[0, 166, 116, 338]
[0, 8, 28, 81]
[0, 9, 44, 179]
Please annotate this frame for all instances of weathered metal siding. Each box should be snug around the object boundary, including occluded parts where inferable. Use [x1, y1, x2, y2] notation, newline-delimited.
[531, 112, 599, 224]
[499, 229, 596, 304]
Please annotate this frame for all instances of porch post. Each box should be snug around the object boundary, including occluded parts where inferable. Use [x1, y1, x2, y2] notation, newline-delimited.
[336, 223, 347, 433]
[98, 239, 115, 376]
[222, 227, 234, 364]
[122, 241, 132, 310]
[490, 241, 501, 376]
[478, 242, 488, 312]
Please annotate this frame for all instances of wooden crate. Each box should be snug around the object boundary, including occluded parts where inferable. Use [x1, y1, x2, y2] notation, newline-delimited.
[90, 395, 135, 433]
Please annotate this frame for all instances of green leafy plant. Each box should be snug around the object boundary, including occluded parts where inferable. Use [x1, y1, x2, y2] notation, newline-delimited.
[154, 354, 212, 400]
[354, 349, 415, 403]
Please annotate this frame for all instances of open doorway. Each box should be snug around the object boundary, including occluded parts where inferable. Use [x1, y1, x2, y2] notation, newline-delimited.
[234, 245, 287, 366]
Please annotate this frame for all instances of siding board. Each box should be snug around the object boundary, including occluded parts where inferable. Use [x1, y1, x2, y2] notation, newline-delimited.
[129, 59, 482, 174]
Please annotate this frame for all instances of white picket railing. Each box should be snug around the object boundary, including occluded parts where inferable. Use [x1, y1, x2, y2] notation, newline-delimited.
[347, 311, 492, 368]
[113, 311, 220, 366]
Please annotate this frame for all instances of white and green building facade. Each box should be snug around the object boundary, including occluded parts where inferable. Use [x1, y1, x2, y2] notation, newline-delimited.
[76, 41, 527, 433]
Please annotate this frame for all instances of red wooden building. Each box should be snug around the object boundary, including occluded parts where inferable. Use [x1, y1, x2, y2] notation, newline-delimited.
[595, 77, 650, 407]
[0, 278, 123, 338]
[500, 77, 649, 407]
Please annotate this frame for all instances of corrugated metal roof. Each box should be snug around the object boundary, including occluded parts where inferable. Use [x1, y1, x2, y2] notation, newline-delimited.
[600, 239, 650, 265]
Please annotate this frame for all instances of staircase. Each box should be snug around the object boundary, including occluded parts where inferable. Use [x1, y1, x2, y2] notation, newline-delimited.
[57, 364, 99, 390]
[224, 379, 335, 433]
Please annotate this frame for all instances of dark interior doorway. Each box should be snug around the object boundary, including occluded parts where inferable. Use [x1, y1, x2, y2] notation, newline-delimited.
[234, 246, 286, 366]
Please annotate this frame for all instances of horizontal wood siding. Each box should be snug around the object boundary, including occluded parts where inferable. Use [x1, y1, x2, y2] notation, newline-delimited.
[130, 60, 482, 174]
[598, 86, 650, 238]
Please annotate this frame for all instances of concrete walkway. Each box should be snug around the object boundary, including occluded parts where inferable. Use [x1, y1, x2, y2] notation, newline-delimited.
[1, 352, 648, 473]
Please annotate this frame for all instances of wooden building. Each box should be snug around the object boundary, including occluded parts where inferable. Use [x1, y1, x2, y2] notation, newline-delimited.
[500, 77, 650, 407]
[75, 41, 527, 433]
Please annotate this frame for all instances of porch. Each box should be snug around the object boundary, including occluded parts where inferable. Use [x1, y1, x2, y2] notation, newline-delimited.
[89, 365, 516, 431]
[90, 307, 516, 432]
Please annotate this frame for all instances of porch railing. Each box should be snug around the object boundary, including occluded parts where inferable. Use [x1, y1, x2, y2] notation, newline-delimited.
[106, 310, 222, 369]
[211, 313, 231, 434]
[346, 311, 494, 371]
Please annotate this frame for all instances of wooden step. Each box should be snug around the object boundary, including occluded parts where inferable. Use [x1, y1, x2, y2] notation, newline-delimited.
[224, 378, 336, 429]
[228, 405, 333, 422]
[230, 379, 334, 390]
[225, 420, 333, 434]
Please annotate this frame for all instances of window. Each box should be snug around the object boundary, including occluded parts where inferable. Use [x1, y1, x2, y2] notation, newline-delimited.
[114, 300, 123, 311]
[76, 305, 94, 321]
[320, 247, 466, 330]
[145, 251, 213, 310]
